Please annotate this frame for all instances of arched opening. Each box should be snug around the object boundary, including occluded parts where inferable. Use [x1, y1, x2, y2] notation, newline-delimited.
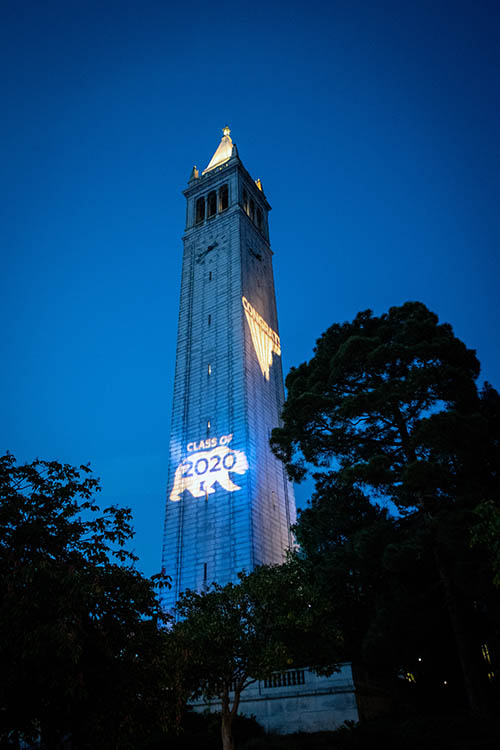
[250, 199, 255, 221]
[256, 207, 263, 230]
[195, 197, 205, 224]
[219, 184, 229, 212]
[207, 191, 217, 218]
[243, 189, 250, 216]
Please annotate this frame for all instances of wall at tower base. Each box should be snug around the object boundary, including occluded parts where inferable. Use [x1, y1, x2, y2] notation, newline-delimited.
[191, 664, 359, 734]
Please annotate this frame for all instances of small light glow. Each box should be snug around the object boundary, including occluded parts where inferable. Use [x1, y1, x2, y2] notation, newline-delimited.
[443, 681, 448, 686]
[208, 363, 212, 375]
[481, 644, 492, 665]
[242, 296, 281, 380]
[418, 657, 422, 662]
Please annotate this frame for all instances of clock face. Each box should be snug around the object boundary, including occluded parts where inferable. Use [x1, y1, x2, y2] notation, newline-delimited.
[196, 240, 218, 264]
[242, 296, 280, 380]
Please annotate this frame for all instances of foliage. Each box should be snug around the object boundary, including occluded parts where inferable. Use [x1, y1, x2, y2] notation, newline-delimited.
[0, 453, 171, 749]
[271, 302, 500, 716]
[166, 709, 265, 750]
[470, 500, 500, 587]
[272, 302, 487, 500]
[292, 476, 469, 707]
[170, 563, 343, 750]
[237, 715, 500, 750]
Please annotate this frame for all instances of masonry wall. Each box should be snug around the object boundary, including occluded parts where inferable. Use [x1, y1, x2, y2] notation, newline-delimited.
[191, 666, 359, 734]
[162, 155, 296, 611]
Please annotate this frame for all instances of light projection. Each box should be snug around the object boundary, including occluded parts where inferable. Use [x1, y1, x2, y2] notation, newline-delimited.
[242, 296, 281, 380]
[170, 434, 248, 501]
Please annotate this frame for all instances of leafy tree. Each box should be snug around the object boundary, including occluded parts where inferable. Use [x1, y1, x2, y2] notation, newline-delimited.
[293, 476, 469, 712]
[469, 383, 500, 587]
[470, 500, 500, 587]
[293, 479, 396, 667]
[0, 453, 171, 749]
[271, 302, 500, 717]
[170, 564, 343, 750]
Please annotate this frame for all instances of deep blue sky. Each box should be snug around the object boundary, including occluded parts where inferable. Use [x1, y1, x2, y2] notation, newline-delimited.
[2, 0, 499, 576]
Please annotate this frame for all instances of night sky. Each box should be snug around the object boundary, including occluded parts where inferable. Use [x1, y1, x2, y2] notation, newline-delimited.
[2, 0, 499, 576]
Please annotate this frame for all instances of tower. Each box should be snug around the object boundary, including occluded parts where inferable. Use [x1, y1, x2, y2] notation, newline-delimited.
[162, 128, 296, 610]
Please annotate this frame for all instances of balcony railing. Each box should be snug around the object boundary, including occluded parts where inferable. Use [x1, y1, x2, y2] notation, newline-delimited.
[263, 669, 305, 689]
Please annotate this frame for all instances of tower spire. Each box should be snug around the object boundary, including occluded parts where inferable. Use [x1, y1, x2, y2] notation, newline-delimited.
[202, 126, 234, 174]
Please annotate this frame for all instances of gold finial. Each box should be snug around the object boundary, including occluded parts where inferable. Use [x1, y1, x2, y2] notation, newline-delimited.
[223, 125, 231, 137]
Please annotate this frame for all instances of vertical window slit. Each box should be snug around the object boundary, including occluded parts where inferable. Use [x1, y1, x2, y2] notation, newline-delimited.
[207, 191, 217, 218]
[195, 197, 205, 224]
[219, 184, 229, 212]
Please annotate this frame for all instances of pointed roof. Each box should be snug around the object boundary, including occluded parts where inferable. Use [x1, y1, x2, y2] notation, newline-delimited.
[202, 126, 233, 174]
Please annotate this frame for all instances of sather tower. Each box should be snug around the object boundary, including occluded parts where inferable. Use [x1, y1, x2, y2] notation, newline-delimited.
[162, 128, 296, 610]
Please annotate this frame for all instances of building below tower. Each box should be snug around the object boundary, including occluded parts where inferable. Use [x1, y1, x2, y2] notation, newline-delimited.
[192, 665, 360, 734]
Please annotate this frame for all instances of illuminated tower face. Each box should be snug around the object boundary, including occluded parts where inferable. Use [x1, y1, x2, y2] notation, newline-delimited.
[162, 129, 296, 610]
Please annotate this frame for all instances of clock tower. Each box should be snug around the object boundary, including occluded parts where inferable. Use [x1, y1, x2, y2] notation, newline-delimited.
[162, 128, 296, 610]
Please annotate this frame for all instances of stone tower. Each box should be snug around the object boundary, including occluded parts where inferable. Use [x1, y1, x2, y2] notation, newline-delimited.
[162, 128, 296, 610]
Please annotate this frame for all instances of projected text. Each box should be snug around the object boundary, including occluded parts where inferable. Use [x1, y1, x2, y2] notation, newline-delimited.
[170, 436, 248, 501]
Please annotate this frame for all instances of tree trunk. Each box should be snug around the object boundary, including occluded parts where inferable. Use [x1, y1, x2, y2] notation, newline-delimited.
[221, 688, 235, 750]
[220, 684, 243, 750]
[221, 710, 235, 750]
[433, 546, 487, 718]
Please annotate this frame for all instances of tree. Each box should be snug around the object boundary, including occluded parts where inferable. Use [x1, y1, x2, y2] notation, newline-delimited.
[0, 453, 171, 749]
[170, 564, 343, 750]
[293, 476, 470, 713]
[271, 302, 500, 717]
[292, 478, 397, 669]
[471, 500, 500, 588]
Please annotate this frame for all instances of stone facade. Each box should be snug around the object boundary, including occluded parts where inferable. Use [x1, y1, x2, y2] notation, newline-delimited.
[161, 132, 296, 611]
[162, 131, 359, 732]
[192, 665, 359, 734]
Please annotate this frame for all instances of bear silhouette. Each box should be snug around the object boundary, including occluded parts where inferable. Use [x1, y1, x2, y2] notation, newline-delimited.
[169, 445, 248, 502]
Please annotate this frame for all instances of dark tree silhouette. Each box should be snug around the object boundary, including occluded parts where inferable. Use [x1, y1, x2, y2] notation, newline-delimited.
[272, 302, 500, 717]
[0, 453, 171, 749]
